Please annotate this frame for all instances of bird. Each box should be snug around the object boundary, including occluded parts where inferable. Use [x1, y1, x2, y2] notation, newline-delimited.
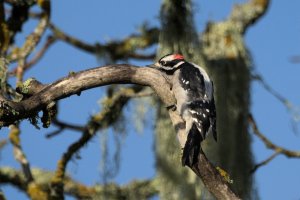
[151, 53, 217, 167]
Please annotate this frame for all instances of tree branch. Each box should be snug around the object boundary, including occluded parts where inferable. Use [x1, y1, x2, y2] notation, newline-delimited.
[8, 125, 34, 184]
[49, 23, 158, 61]
[8, 0, 51, 63]
[50, 86, 144, 199]
[0, 64, 239, 199]
[0, 65, 174, 126]
[9, 35, 56, 76]
[188, 149, 241, 200]
[250, 151, 279, 173]
[229, 0, 270, 33]
[252, 71, 300, 133]
[0, 189, 6, 200]
[249, 114, 300, 172]
[0, 167, 158, 199]
[48, 86, 153, 138]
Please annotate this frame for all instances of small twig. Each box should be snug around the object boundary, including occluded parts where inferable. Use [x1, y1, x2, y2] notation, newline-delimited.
[251, 72, 288, 105]
[45, 119, 85, 138]
[52, 118, 85, 132]
[249, 114, 300, 172]
[290, 55, 300, 63]
[45, 129, 64, 138]
[252, 71, 300, 133]
[0, 139, 7, 150]
[10, 36, 56, 76]
[8, 125, 34, 183]
[250, 151, 280, 174]
[47, 87, 151, 138]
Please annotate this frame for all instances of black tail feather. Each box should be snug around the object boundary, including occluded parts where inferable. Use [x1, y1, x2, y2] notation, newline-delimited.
[181, 124, 203, 167]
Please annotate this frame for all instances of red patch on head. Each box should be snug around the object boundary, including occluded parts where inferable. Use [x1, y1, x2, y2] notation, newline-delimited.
[173, 54, 184, 60]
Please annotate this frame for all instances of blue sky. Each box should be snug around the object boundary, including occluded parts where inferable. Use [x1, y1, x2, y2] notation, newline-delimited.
[1, 0, 300, 199]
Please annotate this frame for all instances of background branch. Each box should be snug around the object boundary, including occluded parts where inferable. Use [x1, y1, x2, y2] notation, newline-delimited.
[249, 114, 300, 172]
[251, 71, 300, 133]
[0, 167, 158, 199]
[8, 125, 34, 183]
[250, 152, 279, 174]
[50, 23, 158, 61]
[9, 35, 56, 76]
[229, 0, 270, 33]
[50, 85, 144, 199]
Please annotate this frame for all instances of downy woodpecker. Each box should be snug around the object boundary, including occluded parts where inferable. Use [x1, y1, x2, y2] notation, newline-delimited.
[151, 54, 217, 166]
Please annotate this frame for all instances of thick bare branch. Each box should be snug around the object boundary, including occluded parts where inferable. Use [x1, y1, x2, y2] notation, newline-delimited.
[0, 65, 175, 126]
[188, 149, 241, 200]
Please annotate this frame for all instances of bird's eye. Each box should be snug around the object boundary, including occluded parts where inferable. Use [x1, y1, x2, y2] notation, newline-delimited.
[160, 61, 166, 65]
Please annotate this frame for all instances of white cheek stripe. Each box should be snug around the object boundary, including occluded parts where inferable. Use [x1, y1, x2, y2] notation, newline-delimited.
[173, 61, 184, 69]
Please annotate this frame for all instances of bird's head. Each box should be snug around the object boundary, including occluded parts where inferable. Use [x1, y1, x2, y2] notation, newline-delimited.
[150, 53, 185, 72]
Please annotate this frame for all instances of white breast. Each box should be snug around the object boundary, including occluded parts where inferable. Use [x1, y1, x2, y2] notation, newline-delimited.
[172, 69, 189, 115]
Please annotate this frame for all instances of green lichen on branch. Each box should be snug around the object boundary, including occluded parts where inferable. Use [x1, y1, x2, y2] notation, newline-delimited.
[0, 167, 158, 199]
[8, 0, 50, 62]
[16, 78, 36, 95]
[0, 2, 10, 54]
[8, 125, 21, 146]
[27, 182, 48, 200]
[50, 23, 158, 61]
[0, 58, 8, 96]
[50, 85, 144, 199]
